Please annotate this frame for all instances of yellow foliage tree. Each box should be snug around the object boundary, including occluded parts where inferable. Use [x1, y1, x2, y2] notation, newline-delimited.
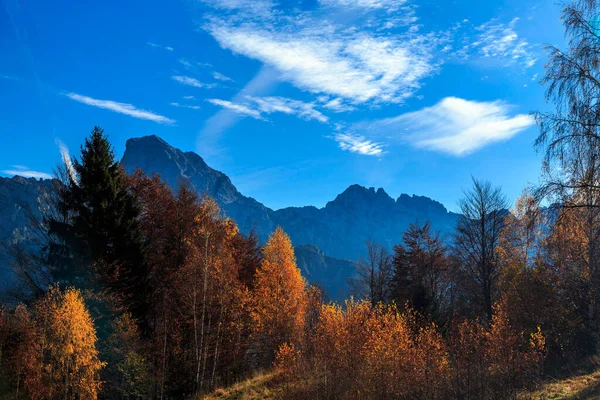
[29, 286, 104, 400]
[252, 227, 307, 366]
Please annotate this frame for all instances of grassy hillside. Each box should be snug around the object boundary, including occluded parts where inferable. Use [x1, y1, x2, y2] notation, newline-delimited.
[520, 370, 600, 400]
[200, 372, 281, 400]
[201, 370, 600, 400]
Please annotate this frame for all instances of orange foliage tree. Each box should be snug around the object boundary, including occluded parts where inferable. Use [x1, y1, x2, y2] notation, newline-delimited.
[277, 299, 450, 400]
[277, 297, 545, 400]
[2, 287, 104, 400]
[448, 298, 546, 400]
[252, 227, 307, 367]
[176, 197, 250, 394]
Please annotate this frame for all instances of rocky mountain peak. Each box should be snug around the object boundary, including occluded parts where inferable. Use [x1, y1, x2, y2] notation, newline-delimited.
[327, 184, 395, 210]
[396, 193, 448, 215]
[122, 135, 241, 205]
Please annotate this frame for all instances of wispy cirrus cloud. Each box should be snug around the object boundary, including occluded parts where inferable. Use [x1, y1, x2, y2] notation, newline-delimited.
[64, 92, 175, 124]
[213, 72, 234, 82]
[55, 139, 77, 183]
[1, 165, 52, 179]
[147, 42, 174, 51]
[318, 97, 356, 113]
[319, 0, 408, 13]
[172, 75, 217, 88]
[196, 0, 538, 159]
[170, 102, 200, 110]
[249, 96, 328, 122]
[202, 0, 443, 106]
[208, 22, 438, 105]
[207, 99, 264, 119]
[207, 96, 328, 123]
[472, 17, 537, 69]
[334, 133, 385, 156]
[362, 97, 534, 156]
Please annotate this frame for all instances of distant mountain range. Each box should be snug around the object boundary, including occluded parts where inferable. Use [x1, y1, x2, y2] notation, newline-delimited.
[0, 135, 460, 299]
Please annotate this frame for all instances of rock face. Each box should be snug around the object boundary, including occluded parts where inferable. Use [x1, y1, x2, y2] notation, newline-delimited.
[0, 176, 55, 289]
[275, 185, 459, 260]
[121, 135, 460, 260]
[1, 135, 460, 300]
[294, 244, 355, 301]
[121, 135, 277, 241]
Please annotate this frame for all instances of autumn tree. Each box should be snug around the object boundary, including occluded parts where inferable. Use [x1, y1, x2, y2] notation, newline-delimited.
[172, 198, 251, 395]
[6, 286, 105, 399]
[129, 172, 204, 397]
[453, 178, 508, 320]
[448, 299, 546, 400]
[277, 300, 451, 400]
[392, 222, 451, 325]
[104, 313, 151, 399]
[251, 227, 307, 367]
[533, 0, 600, 351]
[0, 304, 42, 398]
[350, 240, 393, 306]
[231, 230, 262, 290]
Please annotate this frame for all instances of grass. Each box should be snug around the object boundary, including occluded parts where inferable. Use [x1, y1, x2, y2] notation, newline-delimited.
[520, 370, 600, 399]
[201, 369, 600, 400]
[200, 371, 281, 400]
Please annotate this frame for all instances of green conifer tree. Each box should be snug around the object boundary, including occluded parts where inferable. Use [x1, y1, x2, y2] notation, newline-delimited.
[49, 127, 146, 317]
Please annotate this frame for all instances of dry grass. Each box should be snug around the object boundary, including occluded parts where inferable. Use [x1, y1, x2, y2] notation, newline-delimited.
[200, 372, 282, 400]
[201, 369, 600, 400]
[520, 370, 600, 399]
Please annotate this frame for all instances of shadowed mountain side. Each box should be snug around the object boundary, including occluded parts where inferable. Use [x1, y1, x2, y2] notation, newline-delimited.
[1, 135, 460, 301]
[0, 176, 55, 291]
[294, 244, 355, 301]
[121, 135, 460, 260]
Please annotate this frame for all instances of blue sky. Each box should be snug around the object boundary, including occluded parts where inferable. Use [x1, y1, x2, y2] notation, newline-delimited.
[0, 0, 565, 212]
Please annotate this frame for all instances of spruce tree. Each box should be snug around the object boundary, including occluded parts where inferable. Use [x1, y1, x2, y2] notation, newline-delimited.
[49, 127, 145, 317]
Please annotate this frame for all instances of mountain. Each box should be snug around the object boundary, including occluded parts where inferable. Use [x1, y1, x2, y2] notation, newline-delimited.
[0, 176, 54, 290]
[0, 135, 460, 300]
[121, 135, 277, 241]
[274, 186, 458, 260]
[121, 135, 460, 261]
[294, 244, 355, 301]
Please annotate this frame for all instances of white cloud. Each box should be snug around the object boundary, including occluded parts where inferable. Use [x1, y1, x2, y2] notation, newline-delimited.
[213, 72, 234, 82]
[147, 42, 173, 51]
[170, 102, 200, 110]
[183, 95, 196, 100]
[64, 92, 175, 124]
[334, 132, 385, 156]
[472, 18, 537, 69]
[1, 165, 52, 179]
[207, 14, 437, 105]
[319, 0, 408, 12]
[248, 96, 328, 122]
[207, 99, 264, 119]
[207, 96, 329, 123]
[368, 97, 534, 156]
[55, 139, 77, 183]
[200, 0, 275, 18]
[172, 75, 217, 88]
[320, 97, 356, 113]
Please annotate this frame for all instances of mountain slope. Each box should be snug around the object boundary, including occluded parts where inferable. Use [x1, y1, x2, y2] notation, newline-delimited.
[0, 176, 55, 290]
[121, 135, 277, 241]
[1, 135, 460, 300]
[121, 135, 460, 260]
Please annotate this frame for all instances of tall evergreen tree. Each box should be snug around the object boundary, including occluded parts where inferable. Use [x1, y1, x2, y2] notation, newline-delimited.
[48, 127, 145, 316]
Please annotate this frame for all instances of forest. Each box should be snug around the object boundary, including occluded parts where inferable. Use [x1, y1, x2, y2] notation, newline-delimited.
[2, 0, 600, 399]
